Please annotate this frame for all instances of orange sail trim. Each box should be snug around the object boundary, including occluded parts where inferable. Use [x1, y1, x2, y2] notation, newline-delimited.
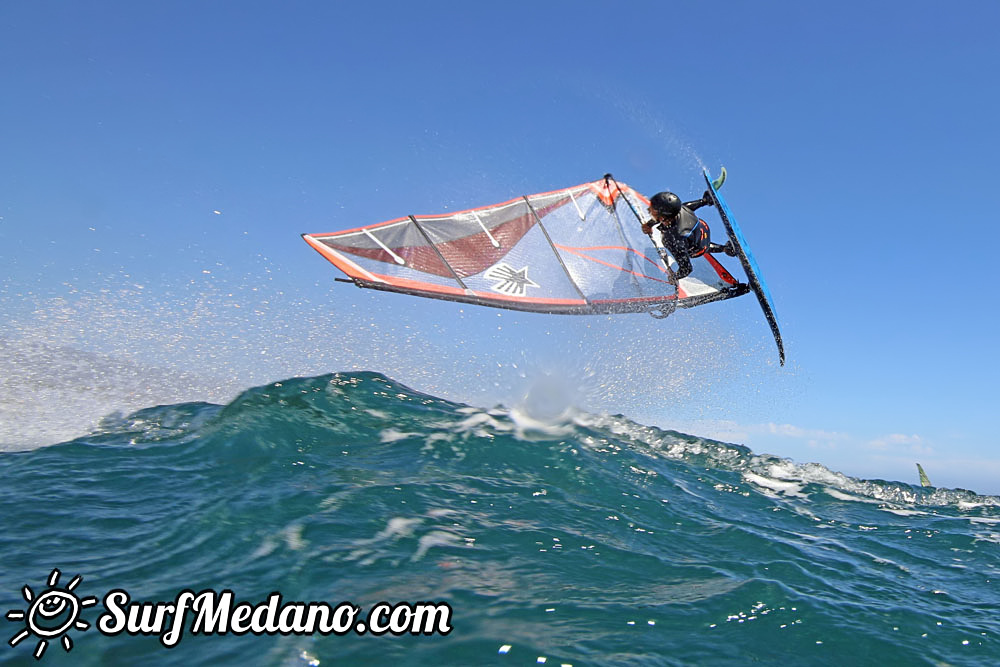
[364, 271, 588, 307]
[302, 234, 384, 283]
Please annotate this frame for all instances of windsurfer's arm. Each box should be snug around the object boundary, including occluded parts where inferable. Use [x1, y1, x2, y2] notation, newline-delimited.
[659, 228, 692, 279]
[673, 253, 693, 279]
[684, 192, 714, 211]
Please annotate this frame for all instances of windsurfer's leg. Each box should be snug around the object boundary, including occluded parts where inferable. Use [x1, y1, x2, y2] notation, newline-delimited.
[674, 253, 693, 279]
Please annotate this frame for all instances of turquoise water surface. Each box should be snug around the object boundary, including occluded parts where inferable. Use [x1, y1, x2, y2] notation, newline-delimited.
[2, 373, 998, 665]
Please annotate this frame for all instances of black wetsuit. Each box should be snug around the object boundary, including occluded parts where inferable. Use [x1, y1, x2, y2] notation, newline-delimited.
[657, 195, 713, 279]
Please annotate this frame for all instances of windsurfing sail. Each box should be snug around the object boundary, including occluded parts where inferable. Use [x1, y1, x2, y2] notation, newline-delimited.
[303, 175, 747, 316]
[917, 463, 932, 487]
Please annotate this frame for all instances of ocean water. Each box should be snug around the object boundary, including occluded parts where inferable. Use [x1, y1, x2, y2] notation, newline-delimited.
[2, 372, 998, 666]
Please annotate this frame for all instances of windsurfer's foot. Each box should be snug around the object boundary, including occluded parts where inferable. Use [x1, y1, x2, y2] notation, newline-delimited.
[709, 242, 738, 257]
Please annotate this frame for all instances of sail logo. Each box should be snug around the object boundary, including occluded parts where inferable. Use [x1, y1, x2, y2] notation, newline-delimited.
[485, 263, 539, 297]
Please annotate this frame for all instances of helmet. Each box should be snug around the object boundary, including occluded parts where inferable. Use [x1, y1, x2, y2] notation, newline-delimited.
[649, 191, 682, 218]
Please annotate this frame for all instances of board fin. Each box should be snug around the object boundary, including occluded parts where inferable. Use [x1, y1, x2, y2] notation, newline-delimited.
[711, 166, 727, 191]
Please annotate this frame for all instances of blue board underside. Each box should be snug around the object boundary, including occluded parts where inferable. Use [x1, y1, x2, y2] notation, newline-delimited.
[704, 169, 785, 365]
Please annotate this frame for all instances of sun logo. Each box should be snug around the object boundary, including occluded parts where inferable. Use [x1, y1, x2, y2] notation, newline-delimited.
[6, 569, 98, 660]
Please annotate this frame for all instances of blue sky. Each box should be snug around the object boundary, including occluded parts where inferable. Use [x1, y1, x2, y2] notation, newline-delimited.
[2, 1, 999, 493]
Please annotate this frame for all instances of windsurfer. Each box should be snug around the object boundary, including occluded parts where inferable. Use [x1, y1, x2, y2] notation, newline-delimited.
[641, 191, 736, 279]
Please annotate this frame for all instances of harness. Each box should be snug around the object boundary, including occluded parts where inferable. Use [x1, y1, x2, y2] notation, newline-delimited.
[662, 208, 712, 258]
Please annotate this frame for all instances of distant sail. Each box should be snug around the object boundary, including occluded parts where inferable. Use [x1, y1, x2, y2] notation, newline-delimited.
[303, 176, 747, 315]
[916, 463, 932, 487]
